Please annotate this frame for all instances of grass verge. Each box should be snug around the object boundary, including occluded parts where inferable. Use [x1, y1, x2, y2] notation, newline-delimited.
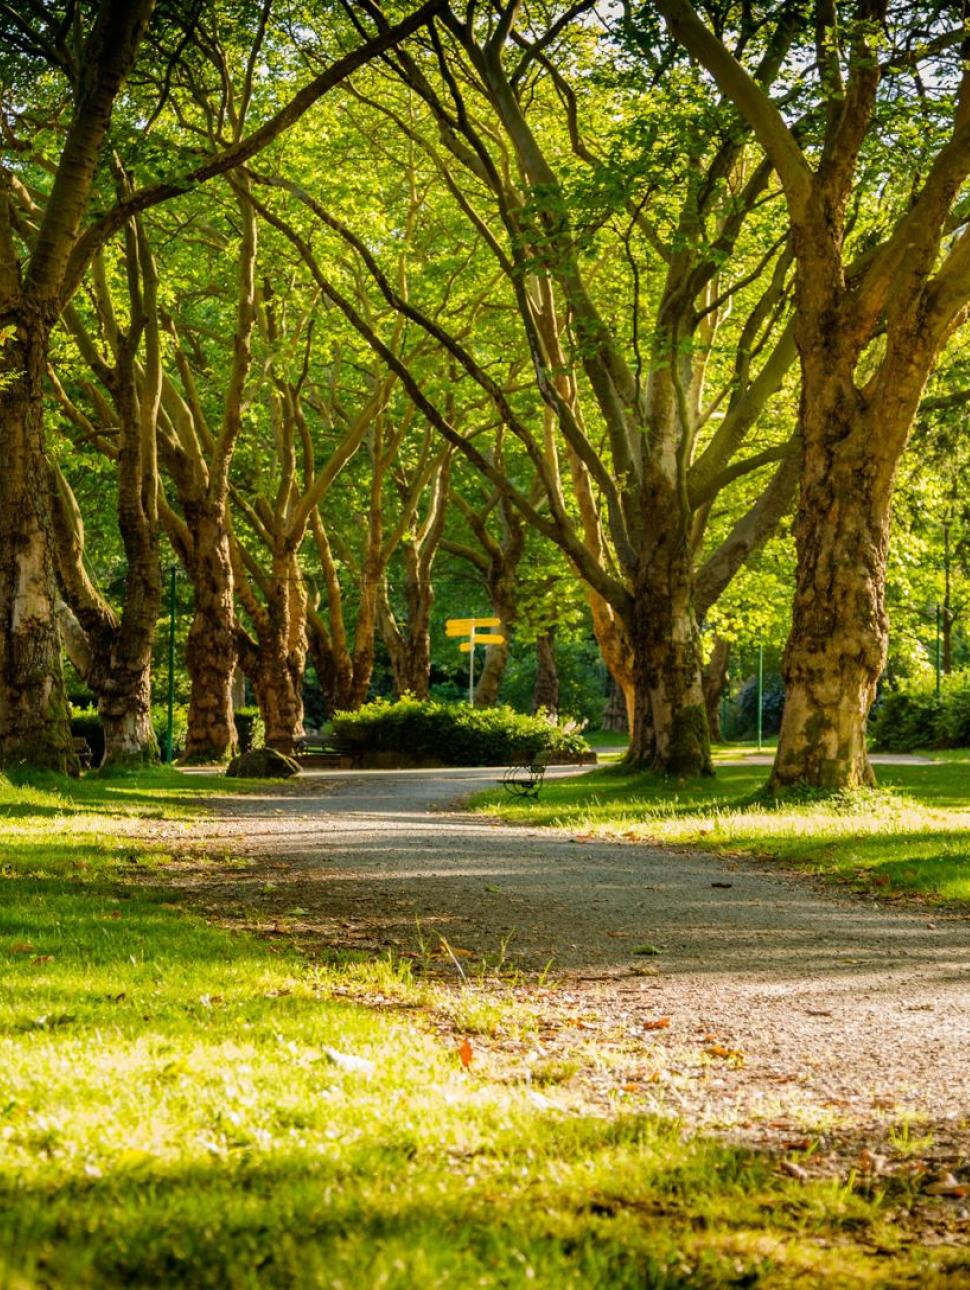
[0, 769, 966, 1287]
[471, 762, 970, 907]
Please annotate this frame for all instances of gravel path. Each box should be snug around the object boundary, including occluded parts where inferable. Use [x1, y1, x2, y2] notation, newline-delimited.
[181, 766, 970, 1183]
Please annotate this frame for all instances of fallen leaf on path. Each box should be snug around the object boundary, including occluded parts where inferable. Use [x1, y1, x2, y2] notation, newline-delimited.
[632, 944, 662, 956]
[710, 882, 733, 889]
[643, 1017, 670, 1031]
[704, 1045, 745, 1064]
[459, 1038, 474, 1068]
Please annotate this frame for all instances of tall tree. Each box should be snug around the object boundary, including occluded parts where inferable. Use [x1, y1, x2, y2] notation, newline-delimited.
[658, 0, 970, 788]
[0, 0, 443, 769]
[274, 3, 802, 774]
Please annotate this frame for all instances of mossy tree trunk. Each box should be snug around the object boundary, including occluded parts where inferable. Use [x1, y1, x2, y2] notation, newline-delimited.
[625, 543, 712, 776]
[0, 319, 78, 773]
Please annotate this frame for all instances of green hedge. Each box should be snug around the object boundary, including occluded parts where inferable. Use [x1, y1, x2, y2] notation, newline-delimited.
[871, 672, 970, 752]
[331, 697, 590, 765]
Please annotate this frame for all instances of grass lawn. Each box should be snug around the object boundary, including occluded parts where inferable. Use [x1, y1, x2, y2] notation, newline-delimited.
[471, 760, 970, 907]
[1, 769, 967, 1287]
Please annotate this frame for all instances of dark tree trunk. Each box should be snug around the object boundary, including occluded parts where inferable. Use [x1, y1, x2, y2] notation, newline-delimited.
[0, 319, 78, 772]
[703, 638, 731, 745]
[531, 632, 559, 717]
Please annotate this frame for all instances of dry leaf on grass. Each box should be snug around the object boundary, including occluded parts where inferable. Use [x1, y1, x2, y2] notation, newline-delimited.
[643, 1017, 671, 1031]
[459, 1038, 474, 1068]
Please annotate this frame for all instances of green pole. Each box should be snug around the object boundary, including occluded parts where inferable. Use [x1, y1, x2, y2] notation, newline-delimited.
[935, 604, 942, 698]
[166, 564, 177, 764]
[756, 642, 764, 751]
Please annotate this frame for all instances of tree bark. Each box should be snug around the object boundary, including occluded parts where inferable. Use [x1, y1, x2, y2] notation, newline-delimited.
[183, 508, 237, 762]
[532, 632, 559, 717]
[770, 382, 894, 790]
[625, 546, 712, 776]
[0, 319, 78, 772]
[236, 549, 308, 756]
[703, 638, 731, 744]
[601, 676, 628, 734]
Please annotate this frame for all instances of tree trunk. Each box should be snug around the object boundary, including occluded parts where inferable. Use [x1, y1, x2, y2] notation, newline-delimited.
[100, 680, 157, 769]
[0, 320, 78, 772]
[625, 551, 712, 776]
[531, 632, 559, 717]
[240, 552, 308, 756]
[473, 640, 508, 707]
[770, 353, 907, 789]
[601, 676, 628, 734]
[703, 638, 731, 744]
[250, 654, 304, 755]
[183, 510, 237, 762]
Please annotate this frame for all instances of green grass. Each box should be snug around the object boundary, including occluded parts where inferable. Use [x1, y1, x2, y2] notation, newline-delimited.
[472, 762, 970, 906]
[0, 769, 966, 1286]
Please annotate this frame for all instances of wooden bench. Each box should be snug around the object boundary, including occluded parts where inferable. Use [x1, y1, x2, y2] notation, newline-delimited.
[72, 736, 93, 769]
[502, 755, 548, 800]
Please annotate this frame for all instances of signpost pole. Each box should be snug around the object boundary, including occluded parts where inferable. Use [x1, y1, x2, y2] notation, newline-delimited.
[166, 564, 177, 764]
[468, 624, 476, 705]
[756, 642, 764, 752]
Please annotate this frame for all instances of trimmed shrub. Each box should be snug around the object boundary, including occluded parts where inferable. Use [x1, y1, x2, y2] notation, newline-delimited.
[331, 696, 590, 765]
[870, 671, 970, 751]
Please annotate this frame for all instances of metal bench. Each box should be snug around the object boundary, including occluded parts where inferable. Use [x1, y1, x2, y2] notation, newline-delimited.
[502, 755, 548, 800]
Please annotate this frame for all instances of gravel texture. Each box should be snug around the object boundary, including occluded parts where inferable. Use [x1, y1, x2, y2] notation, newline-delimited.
[174, 765, 970, 1201]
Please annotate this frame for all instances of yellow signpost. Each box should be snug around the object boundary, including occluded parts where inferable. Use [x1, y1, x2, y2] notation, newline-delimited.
[446, 617, 506, 703]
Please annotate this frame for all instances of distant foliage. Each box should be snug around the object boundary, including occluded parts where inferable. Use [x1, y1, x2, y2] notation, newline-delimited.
[331, 696, 590, 764]
[69, 708, 104, 763]
[871, 672, 970, 751]
[152, 705, 189, 759]
[233, 706, 265, 753]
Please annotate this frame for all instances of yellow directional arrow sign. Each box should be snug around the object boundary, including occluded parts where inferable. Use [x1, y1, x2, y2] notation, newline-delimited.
[459, 634, 505, 651]
[445, 616, 501, 637]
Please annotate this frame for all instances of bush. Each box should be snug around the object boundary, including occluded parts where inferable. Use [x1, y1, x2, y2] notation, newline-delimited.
[151, 704, 189, 759]
[870, 671, 970, 751]
[331, 696, 591, 765]
[233, 706, 265, 753]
